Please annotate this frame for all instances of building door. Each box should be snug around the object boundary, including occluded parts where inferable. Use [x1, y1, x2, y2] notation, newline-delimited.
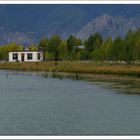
[21, 53, 24, 62]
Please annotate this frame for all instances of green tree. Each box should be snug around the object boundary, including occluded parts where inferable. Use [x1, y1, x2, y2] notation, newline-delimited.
[29, 45, 38, 51]
[112, 37, 123, 61]
[130, 29, 140, 62]
[58, 40, 68, 60]
[99, 37, 113, 61]
[38, 37, 49, 61]
[38, 37, 49, 51]
[123, 30, 135, 64]
[0, 42, 23, 60]
[67, 35, 81, 52]
[48, 35, 61, 62]
[85, 32, 103, 60]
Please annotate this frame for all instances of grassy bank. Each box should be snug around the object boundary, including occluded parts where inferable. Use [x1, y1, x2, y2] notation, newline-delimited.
[1, 61, 140, 77]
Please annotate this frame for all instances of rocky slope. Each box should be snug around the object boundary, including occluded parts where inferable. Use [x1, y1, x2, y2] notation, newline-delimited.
[77, 15, 140, 39]
[0, 5, 140, 44]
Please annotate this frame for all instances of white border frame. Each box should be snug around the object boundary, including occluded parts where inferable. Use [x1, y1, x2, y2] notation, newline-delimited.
[0, 136, 140, 139]
[0, 1, 140, 4]
[0, 1, 140, 139]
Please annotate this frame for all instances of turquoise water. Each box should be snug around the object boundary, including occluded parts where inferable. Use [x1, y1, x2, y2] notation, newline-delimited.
[0, 70, 140, 135]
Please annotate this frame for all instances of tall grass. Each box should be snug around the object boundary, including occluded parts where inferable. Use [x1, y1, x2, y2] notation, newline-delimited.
[0, 61, 140, 77]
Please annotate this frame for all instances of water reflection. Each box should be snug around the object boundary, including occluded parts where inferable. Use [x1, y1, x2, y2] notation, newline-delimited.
[3, 70, 140, 95]
[42, 72, 80, 81]
[6, 73, 9, 79]
[41, 72, 140, 95]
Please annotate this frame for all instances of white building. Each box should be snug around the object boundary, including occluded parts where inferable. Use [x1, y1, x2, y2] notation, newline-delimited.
[9, 51, 44, 62]
[75, 45, 85, 49]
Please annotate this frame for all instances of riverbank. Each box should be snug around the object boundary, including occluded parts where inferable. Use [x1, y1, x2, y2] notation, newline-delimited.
[1, 62, 140, 94]
[0, 61, 140, 77]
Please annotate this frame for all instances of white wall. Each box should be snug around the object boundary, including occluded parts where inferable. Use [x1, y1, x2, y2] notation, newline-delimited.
[9, 51, 43, 62]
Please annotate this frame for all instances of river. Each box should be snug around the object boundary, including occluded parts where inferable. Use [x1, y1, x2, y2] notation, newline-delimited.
[0, 70, 140, 135]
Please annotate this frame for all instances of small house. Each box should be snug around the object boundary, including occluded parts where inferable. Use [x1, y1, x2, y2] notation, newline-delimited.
[75, 45, 85, 49]
[9, 51, 44, 62]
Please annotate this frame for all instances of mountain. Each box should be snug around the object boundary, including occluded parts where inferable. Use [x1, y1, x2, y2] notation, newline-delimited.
[0, 5, 140, 44]
[77, 14, 140, 39]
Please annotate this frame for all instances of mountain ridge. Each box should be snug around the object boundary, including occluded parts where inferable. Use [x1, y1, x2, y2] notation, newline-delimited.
[0, 5, 140, 44]
[77, 14, 140, 39]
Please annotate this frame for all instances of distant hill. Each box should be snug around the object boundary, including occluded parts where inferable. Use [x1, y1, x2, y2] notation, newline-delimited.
[77, 14, 140, 39]
[0, 5, 140, 44]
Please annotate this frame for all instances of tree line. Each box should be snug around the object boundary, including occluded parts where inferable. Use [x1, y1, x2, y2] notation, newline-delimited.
[1, 28, 140, 64]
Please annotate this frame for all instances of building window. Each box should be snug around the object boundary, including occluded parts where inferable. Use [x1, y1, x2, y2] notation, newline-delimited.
[38, 53, 41, 60]
[13, 53, 18, 60]
[27, 53, 33, 60]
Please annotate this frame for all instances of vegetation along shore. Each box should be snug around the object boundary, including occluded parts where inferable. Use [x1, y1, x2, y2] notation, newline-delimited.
[1, 61, 140, 78]
[1, 28, 140, 77]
